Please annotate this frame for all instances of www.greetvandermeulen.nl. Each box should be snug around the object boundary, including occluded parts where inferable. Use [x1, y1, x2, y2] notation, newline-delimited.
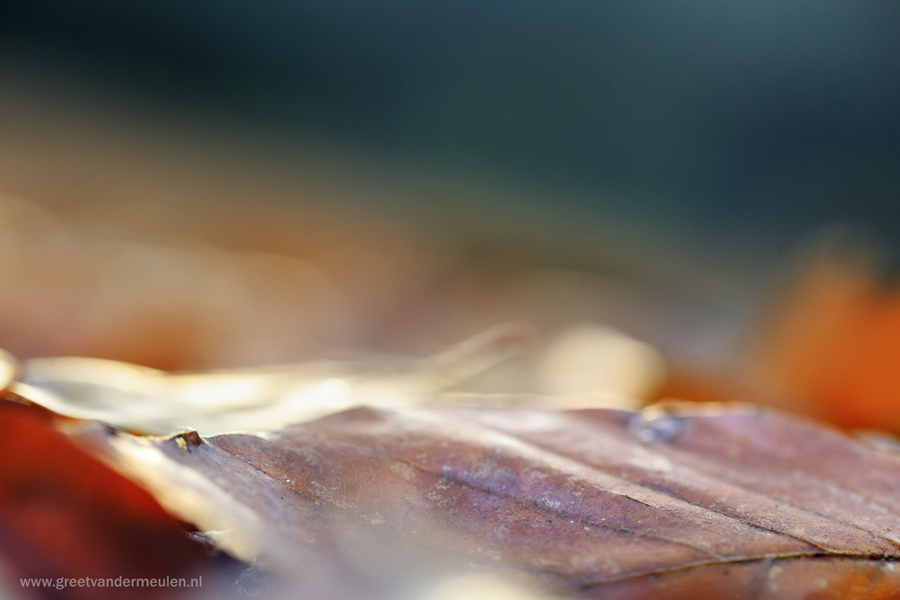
[21, 576, 202, 591]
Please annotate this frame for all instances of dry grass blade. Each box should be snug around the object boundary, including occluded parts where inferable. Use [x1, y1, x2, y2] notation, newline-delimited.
[15, 324, 533, 436]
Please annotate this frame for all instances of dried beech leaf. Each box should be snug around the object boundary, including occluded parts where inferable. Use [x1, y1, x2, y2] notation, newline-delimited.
[100, 402, 900, 599]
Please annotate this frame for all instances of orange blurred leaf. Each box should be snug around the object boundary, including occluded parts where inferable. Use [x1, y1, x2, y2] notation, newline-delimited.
[755, 246, 900, 433]
[0, 397, 210, 600]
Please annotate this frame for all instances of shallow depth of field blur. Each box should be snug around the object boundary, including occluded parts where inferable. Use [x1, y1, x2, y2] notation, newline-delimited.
[1, 2, 900, 432]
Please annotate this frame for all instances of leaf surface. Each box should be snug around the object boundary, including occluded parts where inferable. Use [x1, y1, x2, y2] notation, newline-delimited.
[112, 402, 900, 599]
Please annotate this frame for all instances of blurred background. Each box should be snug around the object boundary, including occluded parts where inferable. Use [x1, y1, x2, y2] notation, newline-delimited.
[1, 1, 900, 428]
[2, 4, 900, 597]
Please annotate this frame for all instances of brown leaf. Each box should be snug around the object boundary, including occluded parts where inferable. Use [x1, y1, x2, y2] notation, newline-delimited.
[107, 402, 900, 599]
